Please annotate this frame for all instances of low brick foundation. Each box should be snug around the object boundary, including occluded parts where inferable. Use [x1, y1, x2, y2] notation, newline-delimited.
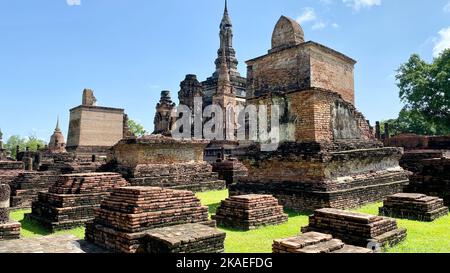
[301, 208, 407, 249]
[10, 171, 59, 209]
[26, 172, 128, 232]
[380, 193, 448, 222]
[85, 186, 219, 253]
[0, 184, 21, 240]
[213, 195, 288, 230]
[211, 158, 248, 186]
[273, 232, 373, 253]
[145, 223, 226, 253]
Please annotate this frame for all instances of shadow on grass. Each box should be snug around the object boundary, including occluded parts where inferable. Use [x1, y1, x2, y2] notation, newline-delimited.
[285, 209, 313, 218]
[19, 217, 51, 236]
[208, 203, 221, 215]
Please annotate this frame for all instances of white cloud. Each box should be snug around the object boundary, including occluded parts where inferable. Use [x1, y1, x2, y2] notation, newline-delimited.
[296, 7, 317, 24]
[332, 23, 340, 28]
[433, 26, 450, 57]
[444, 1, 450, 13]
[66, 0, 81, 6]
[342, 0, 381, 11]
[312, 21, 327, 30]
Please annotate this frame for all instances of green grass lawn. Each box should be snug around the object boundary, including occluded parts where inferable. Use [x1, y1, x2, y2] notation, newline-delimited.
[9, 190, 450, 253]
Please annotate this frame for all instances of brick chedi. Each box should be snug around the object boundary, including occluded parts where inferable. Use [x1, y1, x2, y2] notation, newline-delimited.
[301, 208, 407, 249]
[106, 135, 226, 192]
[0, 184, 21, 240]
[380, 193, 448, 222]
[26, 172, 128, 231]
[85, 186, 223, 253]
[213, 195, 288, 230]
[273, 232, 372, 254]
[230, 16, 409, 211]
[406, 157, 450, 206]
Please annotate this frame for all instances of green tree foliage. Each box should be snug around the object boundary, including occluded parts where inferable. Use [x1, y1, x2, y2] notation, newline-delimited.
[5, 135, 46, 159]
[395, 49, 450, 135]
[127, 119, 148, 137]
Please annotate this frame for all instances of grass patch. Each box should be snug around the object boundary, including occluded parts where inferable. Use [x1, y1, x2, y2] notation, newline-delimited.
[9, 190, 450, 253]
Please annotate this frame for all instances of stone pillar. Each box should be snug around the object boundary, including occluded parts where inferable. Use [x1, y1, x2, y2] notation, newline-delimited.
[0, 184, 10, 223]
[15, 146, 20, 160]
[384, 123, 390, 140]
[24, 157, 33, 171]
[375, 122, 381, 140]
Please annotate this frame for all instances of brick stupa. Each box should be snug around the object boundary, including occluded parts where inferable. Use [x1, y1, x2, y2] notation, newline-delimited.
[230, 16, 409, 211]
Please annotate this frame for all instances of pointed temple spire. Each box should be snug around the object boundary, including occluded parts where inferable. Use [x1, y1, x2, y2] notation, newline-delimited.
[55, 116, 61, 132]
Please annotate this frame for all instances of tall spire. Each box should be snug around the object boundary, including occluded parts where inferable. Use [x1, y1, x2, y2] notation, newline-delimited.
[55, 116, 61, 132]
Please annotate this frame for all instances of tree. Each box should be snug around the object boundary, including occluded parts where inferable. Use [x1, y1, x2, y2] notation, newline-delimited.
[395, 49, 450, 135]
[127, 119, 148, 137]
[381, 109, 440, 137]
[4, 135, 46, 159]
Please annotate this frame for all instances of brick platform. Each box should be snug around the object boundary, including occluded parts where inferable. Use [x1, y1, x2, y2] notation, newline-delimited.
[26, 172, 128, 232]
[212, 195, 288, 230]
[273, 232, 373, 253]
[211, 158, 248, 186]
[407, 157, 450, 206]
[85, 186, 219, 253]
[10, 171, 59, 209]
[301, 208, 407, 249]
[145, 223, 226, 253]
[0, 184, 21, 240]
[106, 136, 226, 192]
[380, 193, 448, 222]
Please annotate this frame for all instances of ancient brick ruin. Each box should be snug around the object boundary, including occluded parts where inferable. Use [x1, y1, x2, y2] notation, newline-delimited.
[406, 157, 450, 206]
[9, 171, 59, 208]
[229, 16, 409, 211]
[211, 156, 248, 186]
[0, 184, 21, 240]
[380, 193, 448, 222]
[85, 186, 224, 253]
[273, 232, 372, 254]
[213, 195, 288, 230]
[301, 208, 407, 249]
[26, 173, 128, 231]
[67, 89, 132, 160]
[105, 135, 226, 192]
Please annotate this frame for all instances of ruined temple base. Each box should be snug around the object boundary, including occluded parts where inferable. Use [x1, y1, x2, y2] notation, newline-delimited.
[301, 208, 407, 249]
[380, 193, 448, 222]
[85, 186, 219, 253]
[0, 221, 21, 241]
[10, 171, 59, 209]
[273, 232, 373, 254]
[212, 195, 288, 230]
[145, 223, 226, 253]
[25, 173, 128, 232]
[230, 169, 408, 212]
[211, 158, 248, 186]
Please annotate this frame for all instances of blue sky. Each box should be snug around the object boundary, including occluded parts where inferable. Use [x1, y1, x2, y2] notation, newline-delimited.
[0, 0, 449, 141]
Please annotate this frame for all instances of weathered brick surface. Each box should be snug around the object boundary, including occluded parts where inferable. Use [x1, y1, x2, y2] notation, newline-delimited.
[10, 171, 59, 208]
[106, 136, 226, 192]
[406, 157, 450, 206]
[0, 161, 24, 171]
[273, 232, 372, 254]
[380, 193, 448, 222]
[26, 172, 128, 232]
[211, 157, 248, 186]
[301, 209, 407, 249]
[213, 195, 288, 230]
[85, 186, 217, 253]
[0, 184, 21, 241]
[145, 223, 226, 253]
[231, 143, 409, 211]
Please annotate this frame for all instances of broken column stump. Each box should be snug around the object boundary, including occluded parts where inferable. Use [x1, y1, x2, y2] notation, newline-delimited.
[25, 172, 128, 232]
[145, 223, 226, 253]
[301, 208, 407, 249]
[273, 232, 373, 254]
[212, 194, 288, 230]
[0, 184, 21, 240]
[380, 193, 448, 222]
[85, 186, 221, 253]
[211, 157, 248, 186]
